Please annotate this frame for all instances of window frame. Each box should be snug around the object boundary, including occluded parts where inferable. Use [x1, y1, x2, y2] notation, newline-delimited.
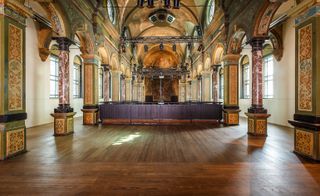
[219, 68, 224, 100]
[263, 54, 274, 99]
[73, 56, 82, 99]
[241, 56, 250, 99]
[49, 55, 59, 99]
[207, 0, 215, 25]
[107, 0, 116, 25]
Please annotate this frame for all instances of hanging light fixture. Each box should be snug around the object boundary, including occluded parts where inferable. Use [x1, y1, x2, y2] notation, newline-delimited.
[147, 0, 154, 8]
[164, 0, 171, 8]
[172, 43, 176, 52]
[173, 0, 180, 9]
[137, 0, 144, 7]
[160, 43, 164, 51]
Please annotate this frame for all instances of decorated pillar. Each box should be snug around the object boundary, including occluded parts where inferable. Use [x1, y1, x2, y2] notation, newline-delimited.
[111, 71, 121, 102]
[245, 38, 270, 136]
[222, 54, 241, 125]
[212, 65, 221, 102]
[179, 75, 187, 102]
[120, 74, 126, 102]
[125, 77, 132, 101]
[81, 54, 100, 125]
[289, 5, 320, 160]
[197, 75, 202, 102]
[201, 71, 212, 102]
[50, 37, 76, 136]
[101, 64, 111, 102]
[0, 2, 27, 159]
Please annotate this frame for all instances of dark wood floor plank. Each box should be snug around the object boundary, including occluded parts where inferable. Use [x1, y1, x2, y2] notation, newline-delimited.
[0, 118, 319, 195]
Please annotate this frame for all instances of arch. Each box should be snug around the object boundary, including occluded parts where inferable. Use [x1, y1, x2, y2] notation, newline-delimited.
[75, 32, 95, 55]
[227, 29, 246, 54]
[269, 29, 283, 61]
[212, 43, 225, 65]
[110, 53, 119, 71]
[252, 1, 282, 37]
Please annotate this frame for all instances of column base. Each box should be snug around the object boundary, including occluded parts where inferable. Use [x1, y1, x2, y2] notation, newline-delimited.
[50, 112, 76, 136]
[81, 108, 99, 125]
[289, 120, 320, 161]
[245, 113, 271, 136]
[0, 120, 27, 160]
[223, 109, 241, 126]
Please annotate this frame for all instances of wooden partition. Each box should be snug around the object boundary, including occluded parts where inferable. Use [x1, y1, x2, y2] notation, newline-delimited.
[100, 102, 223, 125]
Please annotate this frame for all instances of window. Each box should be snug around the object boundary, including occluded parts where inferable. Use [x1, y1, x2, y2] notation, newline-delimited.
[263, 55, 274, 99]
[50, 45, 59, 98]
[207, 0, 215, 25]
[219, 68, 224, 99]
[107, 0, 115, 24]
[241, 56, 250, 99]
[73, 56, 82, 98]
[99, 68, 104, 99]
[109, 72, 112, 100]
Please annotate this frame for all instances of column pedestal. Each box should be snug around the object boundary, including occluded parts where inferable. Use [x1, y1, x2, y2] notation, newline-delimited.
[50, 112, 76, 136]
[246, 113, 271, 136]
[223, 109, 241, 125]
[81, 108, 99, 125]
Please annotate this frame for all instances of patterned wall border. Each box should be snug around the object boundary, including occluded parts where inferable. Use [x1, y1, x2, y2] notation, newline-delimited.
[297, 24, 313, 112]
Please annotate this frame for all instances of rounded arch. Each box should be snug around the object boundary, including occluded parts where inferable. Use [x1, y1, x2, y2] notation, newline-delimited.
[252, 2, 282, 37]
[212, 43, 225, 65]
[227, 29, 247, 54]
[110, 53, 119, 71]
[75, 32, 95, 55]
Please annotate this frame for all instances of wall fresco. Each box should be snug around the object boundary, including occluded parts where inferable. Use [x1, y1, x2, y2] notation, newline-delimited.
[298, 24, 313, 112]
[6, 128, 24, 156]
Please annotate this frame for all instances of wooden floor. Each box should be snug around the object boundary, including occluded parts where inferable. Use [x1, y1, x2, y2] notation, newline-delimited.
[1, 118, 320, 195]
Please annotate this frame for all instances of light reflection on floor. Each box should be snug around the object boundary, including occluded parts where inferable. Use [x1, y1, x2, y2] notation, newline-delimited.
[112, 132, 141, 145]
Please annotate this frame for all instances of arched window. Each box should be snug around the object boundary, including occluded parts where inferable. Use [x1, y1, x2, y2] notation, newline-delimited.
[263, 44, 274, 99]
[107, 0, 116, 24]
[207, 0, 215, 25]
[219, 68, 224, 100]
[73, 56, 82, 98]
[241, 56, 250, 99]
[50, 45, 59, 99]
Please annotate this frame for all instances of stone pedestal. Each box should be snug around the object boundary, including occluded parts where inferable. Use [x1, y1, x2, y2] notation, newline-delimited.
[50, 112, 76, 136]
[223, 109, 241, 125]
[82, 108, 99, 125]
[246, 113, 271, 136]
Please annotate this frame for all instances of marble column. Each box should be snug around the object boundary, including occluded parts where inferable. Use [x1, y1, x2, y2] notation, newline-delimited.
[0, 4, 27, 159]
[222, 54, 241, 125]
[112, 71, 121, 102]
[245, 38, 270, 136]
[101, 64, 111, 102]
[179, 76, 187, 102]
[289, 7, 320, 160]
[51, 37, 76, 136]
[125, 78, 133, 101]
[81, 54, 100, 125]
[201, 71, 212, 102]
[120, 74, 126, 102]
[212, 65, 221, 102]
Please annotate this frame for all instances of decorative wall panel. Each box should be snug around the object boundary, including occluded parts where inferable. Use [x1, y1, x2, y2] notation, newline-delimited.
[55, 119, 65, 135]
[6, 128, 24, 156]
[229, 66, 238, 105]
[256, 120, 266, 134]
[85, 65, 93, 104]
[8, 24, 23, 111]
[295, 129, 313, 156]
[298, 24, 313, 112]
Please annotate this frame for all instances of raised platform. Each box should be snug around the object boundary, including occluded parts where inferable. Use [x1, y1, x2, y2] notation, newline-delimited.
[99, 102, 223, 125]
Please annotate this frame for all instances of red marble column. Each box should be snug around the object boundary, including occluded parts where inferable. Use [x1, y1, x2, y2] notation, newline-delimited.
[54, 37, 73, 113]
[249, 38, 267, 113]
[102, 64, 110, 102]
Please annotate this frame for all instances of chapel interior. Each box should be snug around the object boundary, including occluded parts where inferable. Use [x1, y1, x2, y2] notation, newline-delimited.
[1, 0, 320, 194]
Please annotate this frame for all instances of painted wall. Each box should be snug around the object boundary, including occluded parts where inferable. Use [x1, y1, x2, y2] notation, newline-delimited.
[239, 17, 296, 127]
[25, 19, 84, 128]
